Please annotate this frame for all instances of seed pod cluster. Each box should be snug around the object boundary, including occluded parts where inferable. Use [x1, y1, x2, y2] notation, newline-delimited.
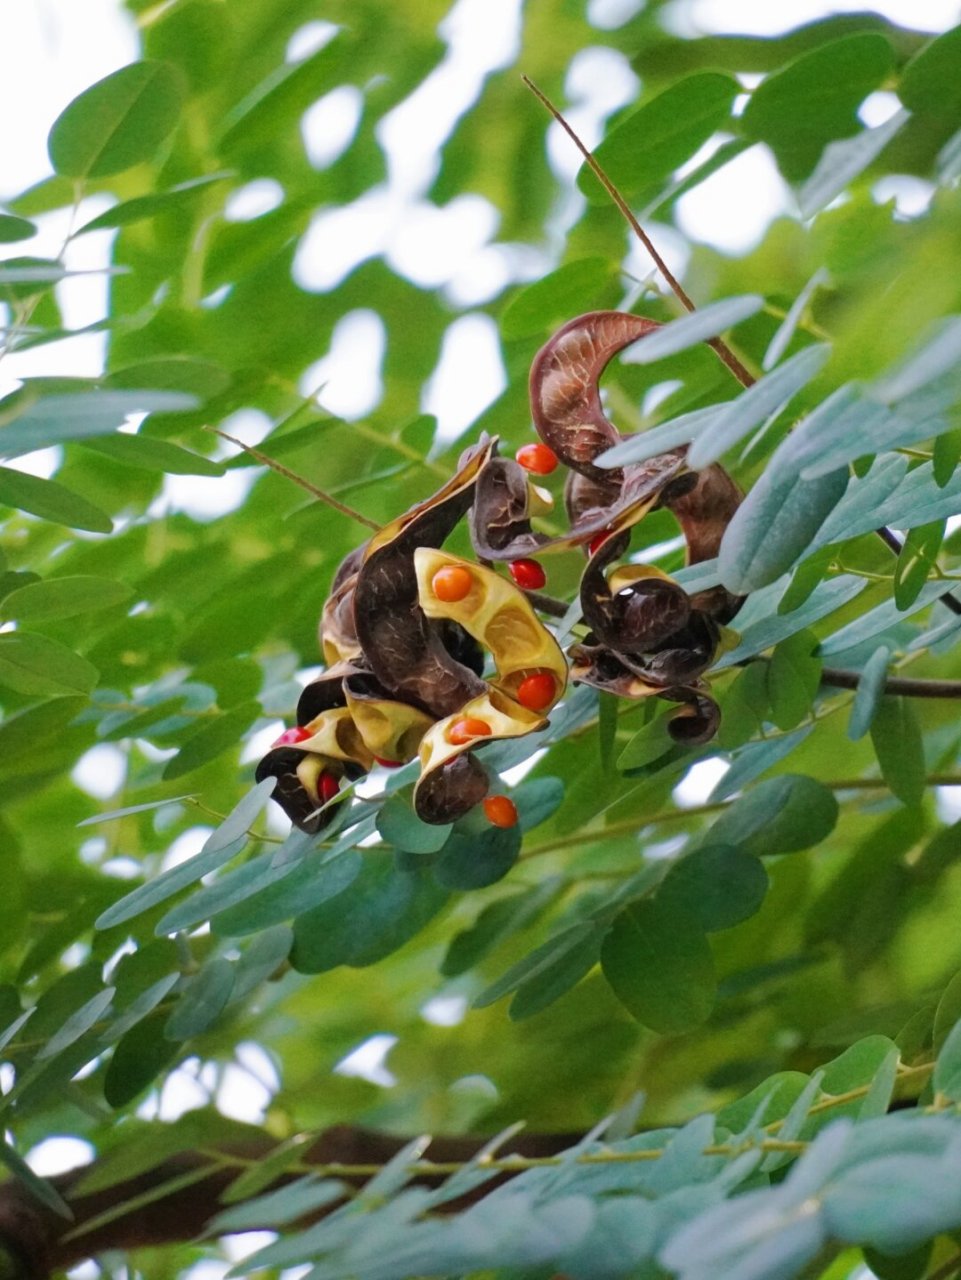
[258, 312, 743, 833]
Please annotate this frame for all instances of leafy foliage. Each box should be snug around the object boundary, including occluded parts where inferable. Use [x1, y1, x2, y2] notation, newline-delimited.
[1, 2, 961, 1278]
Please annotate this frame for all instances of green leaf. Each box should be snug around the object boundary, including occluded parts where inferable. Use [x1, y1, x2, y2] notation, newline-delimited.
[716, 576, 867, 669]
[617, 709, 676, 770]
[78, 795, 196, 827]
[211, 850, 362, 937]
[73, 172, 234, 234]
[580, 73, 739, 203]
[80, 434, 226, 476]
[219, 38, 347, 154]
[164, 957, 234, 1040]
[95, 836, 247, 930]
[657, 846, 768, 933]
[820, 579, 955, 656]
[847, 646, 891, 741]
[212, 1174, 344, 1230]
[764, 269, 830, 370]
[376, 795, 451, 854]
[601, 899, 716, 1031]
[766, 631, 822, 730]
[48, 61, 185, 179]
[620, 295, 763, 364]
[797, 109, 910, 218]
[434, 813, 522, 890]
[709, 726, 813, 801]
[290, 855, 448, 973]
[718, 463, 847, 595]
[0, 466, 112, 533]
[0, 1138, 72, 1219]
[1, 575, 132, 623]
[688, 344, 831, 470]
[38, 986, 115, 1061]
[936, 1019, 961, 1102]
[508, 928, 604, 1019]
[0, 631, 98, 697]
[872, 316, 961, 404]
[104, 1015, 180, 1106]
[441, 880, 561, 978]
[161, 702, 261, 780]
[707, 774, 839, 856]
[900, 23, 961, 121]
[500, 257, 618, 339]
[741, 34, 894, 180]
[0, 390, 198, 457]
[933, 426, 961, 487]
[473, 923, 600, 1008]
[0, 214, 37, 243]
[893, 521, 946, 610]
[869, 697, 925, 807]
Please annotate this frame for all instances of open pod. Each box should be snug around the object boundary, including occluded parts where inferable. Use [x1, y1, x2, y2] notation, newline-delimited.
[413, 687, 548, 825]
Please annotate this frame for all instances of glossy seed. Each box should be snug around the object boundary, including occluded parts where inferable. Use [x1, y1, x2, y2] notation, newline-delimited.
[431, 564, 473, 602]
[483, 794, 518, 828]
[374, 756, 403, 768]
[589, 531, 612, 556]
[515, 442, 558, 475]
[447, 717, 492, 745]
[319, 771, 340, 804]
[516, 672, 556, 712]
[508, 558, 546, 590]
[272, 725, 312, 748]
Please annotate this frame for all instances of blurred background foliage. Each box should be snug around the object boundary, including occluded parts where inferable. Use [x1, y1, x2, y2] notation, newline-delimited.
[2, 0, 961, 1277]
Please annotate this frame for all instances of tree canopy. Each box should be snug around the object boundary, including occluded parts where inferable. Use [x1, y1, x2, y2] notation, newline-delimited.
[2, 2, 961, 1278]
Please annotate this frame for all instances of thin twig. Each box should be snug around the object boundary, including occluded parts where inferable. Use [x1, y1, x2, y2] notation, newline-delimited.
[522, 75, 756, 390]
[210, 428, 380, 531]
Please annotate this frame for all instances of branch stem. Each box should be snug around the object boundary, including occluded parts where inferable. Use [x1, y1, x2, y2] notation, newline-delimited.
[210, 429, 380, 531]
[522, 75, 756, 390]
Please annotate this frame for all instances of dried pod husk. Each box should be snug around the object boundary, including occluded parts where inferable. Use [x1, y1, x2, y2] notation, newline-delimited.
[414, 687, 547, 824]
[664, 688, 721, 745]
[343, 671, 434, 764]
[319, 546, 365, 663]
[568, 638, 665, 699]
[255, 748, 333, 835]
[530, 310, 659, 484]
[353, 440, 495, 719]
[414, 548, 567, 709]
[296, 661, 357, 724]
[658, 466, 743, 622]
[469, 454, 549, 561]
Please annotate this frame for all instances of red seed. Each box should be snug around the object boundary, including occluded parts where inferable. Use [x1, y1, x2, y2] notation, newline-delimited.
[483, 795, 518, 828]
[589, 531, 612, 556]
[319, 771, 340, 804]
[272, 725, 312, 748]
[431, 564, 473, 602]
[374, 756, 403, 768]
[447, 717, 492, 746]
[515, 442, 558, 475]
[516, 672, 556, 712]
[509, 558, 546, 590]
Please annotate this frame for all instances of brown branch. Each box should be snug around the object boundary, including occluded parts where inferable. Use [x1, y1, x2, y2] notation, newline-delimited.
[210, 428, 381, 531]
[0, 1126, 580, 1278]
[522, 75, 756, 391]
[820, 667, 961, 699]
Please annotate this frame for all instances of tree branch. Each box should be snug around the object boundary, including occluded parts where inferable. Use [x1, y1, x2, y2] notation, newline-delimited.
[0, 1126, 580, 1279]
[820, 667, 961, 698]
